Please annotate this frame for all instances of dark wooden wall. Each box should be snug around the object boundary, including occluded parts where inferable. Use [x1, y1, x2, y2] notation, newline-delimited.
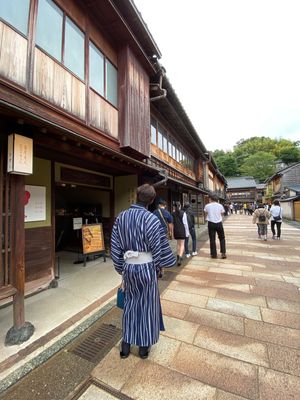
[118, 46, 150, 158]
[25, 227, 53, 282]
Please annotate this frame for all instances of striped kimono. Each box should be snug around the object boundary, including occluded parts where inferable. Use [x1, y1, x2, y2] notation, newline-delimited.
[111, 204, 176, 347]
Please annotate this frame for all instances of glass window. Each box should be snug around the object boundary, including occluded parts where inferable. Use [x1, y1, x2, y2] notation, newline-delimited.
[168, 141, 173, 157]
[106, 59, 118, 107]
[172, 144, 176, 159]
[64, 17, 84, 80]
[151, 121, 157, 144]
[163, 135, 168, 153]
[0, 0, 30, 35]
[158, 130, 163, 150]
[89, 42, 104, 96]
[36, 0, 63, 61]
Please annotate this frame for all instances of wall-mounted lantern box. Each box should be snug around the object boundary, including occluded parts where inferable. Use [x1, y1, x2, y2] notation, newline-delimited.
[7, 133, 33, 175]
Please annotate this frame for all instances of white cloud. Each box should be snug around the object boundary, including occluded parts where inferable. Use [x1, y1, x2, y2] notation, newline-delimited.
[134, 0, 300, 150]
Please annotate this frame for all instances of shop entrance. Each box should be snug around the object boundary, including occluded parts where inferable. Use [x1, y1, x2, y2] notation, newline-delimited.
[55, 184, 111, 277]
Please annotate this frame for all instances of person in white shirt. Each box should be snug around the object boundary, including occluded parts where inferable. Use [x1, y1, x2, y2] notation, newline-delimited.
[204, 194, 226, 259]
[269, 200, 283, 239]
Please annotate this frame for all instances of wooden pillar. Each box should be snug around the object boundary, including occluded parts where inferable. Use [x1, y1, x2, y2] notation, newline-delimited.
[12, 174, 25, 328]
[5, 174, 34, 345]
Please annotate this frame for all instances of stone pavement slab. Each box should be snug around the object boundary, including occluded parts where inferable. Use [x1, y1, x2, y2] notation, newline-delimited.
[216, 287, 267, 307]
[258, 367, 300, 400]
[162, 315, 199, 343]
[172, 342, 259, 399]
[122, 361, 216, 400]
[206, 298, 262, 320]
[185, 306, 245, 335]
[267, 343, 300, 376]
[266, 297, 300, 314]
[193, 325, 269, 367]
[161, 288, 208, 307]
[244, 318, 300, 348]
[260, 307, 300, 329]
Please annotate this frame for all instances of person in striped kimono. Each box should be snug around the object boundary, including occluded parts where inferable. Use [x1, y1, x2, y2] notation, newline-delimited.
[111, 184, 176, 359]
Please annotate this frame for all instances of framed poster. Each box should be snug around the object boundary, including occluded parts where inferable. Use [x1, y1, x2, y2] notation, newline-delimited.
[82, 224, 105, 254]
[25, 185, 46, 222]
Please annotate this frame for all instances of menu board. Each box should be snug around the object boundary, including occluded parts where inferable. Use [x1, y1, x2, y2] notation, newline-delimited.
[82, 224, 105, 254]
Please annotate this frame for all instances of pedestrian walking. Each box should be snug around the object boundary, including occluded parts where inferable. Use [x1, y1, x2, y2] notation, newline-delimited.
[204, 194, 227, 259]
[252, 203, 271, 241]
[111, 184, 176, 359]
[270, 200, 283, 239]
[153, 198, 174, 240]
[172, 201, 189, 266]
[183, 202, 197, 257]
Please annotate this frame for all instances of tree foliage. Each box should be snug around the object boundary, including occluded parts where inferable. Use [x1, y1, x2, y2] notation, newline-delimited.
[212, 136, 300, 182]
[240, 152, 276, 181]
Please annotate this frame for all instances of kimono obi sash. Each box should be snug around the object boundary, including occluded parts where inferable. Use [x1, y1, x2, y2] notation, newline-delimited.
[123, 251, 153, 264]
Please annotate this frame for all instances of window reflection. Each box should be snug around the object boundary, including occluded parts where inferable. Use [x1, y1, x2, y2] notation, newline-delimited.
[0, 0, 30, 35]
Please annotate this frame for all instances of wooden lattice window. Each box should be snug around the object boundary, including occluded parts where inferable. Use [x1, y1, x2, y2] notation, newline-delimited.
[0, 144, 12, 288]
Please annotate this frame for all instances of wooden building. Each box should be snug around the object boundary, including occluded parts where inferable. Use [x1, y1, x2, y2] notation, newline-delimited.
[226, 176, 257, 204]
[265, 162, 300, 220]
[0, 0, 225, 345]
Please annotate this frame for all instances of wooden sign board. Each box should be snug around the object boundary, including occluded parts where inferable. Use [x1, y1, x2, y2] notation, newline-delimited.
[82, 224, 105, 255]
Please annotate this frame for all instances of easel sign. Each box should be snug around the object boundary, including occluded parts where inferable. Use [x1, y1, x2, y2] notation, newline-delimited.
[81, 224, 106, 266]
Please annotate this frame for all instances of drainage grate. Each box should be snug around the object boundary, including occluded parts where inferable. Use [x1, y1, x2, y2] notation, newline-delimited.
[70, 323, 122, 363]
[69, 378, 134, 400]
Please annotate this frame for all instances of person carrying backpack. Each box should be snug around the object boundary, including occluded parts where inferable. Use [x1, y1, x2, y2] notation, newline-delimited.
[252, 203, 271, 241]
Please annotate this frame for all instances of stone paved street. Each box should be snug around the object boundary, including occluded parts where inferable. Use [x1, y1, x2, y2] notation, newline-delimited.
[87, 214, 300, 400]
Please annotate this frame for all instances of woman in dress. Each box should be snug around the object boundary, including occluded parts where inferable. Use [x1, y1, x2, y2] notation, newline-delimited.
[172, 201, 189, 266]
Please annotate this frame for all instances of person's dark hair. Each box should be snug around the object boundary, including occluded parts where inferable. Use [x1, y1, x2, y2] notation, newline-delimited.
[158, 198, 166, 206]
[183, 202, 191, 209]
[136, 184, 156, 206]
[273, 200, 280, 206]
[257, 202, 264, 208]
[211, 194, 219, 202]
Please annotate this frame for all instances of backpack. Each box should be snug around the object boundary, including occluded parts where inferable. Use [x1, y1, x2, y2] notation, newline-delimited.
[258, 211, 266, 223]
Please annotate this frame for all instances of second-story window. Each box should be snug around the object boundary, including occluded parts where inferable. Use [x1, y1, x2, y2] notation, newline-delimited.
[151, 120, 157, 144]
[163, 135, 168, 153]
[89, 42, 104, 96]
[157, 129, 163, 150]
[36, 0, 63, 62]
[0, 0, 30, 36]
[89, 42, 118, 107]
[65, 17, 84, 80]
[36, 0, 84, 80]
[106, 60, 118, 107]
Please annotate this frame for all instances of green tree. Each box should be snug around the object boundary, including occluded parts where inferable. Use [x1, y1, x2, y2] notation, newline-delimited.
[276, 146, 300, 164]
[240, 151, 276, 182]
[214, 153, 238, 176]
[233, 137, 277, 168]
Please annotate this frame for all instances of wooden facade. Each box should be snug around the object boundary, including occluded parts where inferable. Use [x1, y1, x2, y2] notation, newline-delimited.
[0, 0, 225, 345]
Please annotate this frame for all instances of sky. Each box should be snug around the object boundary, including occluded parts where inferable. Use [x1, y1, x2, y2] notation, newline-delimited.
[134, 0, 300, 152]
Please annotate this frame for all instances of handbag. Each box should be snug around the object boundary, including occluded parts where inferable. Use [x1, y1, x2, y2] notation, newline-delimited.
[117, 287, 124, 309]
[273, 207, 282, 221]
